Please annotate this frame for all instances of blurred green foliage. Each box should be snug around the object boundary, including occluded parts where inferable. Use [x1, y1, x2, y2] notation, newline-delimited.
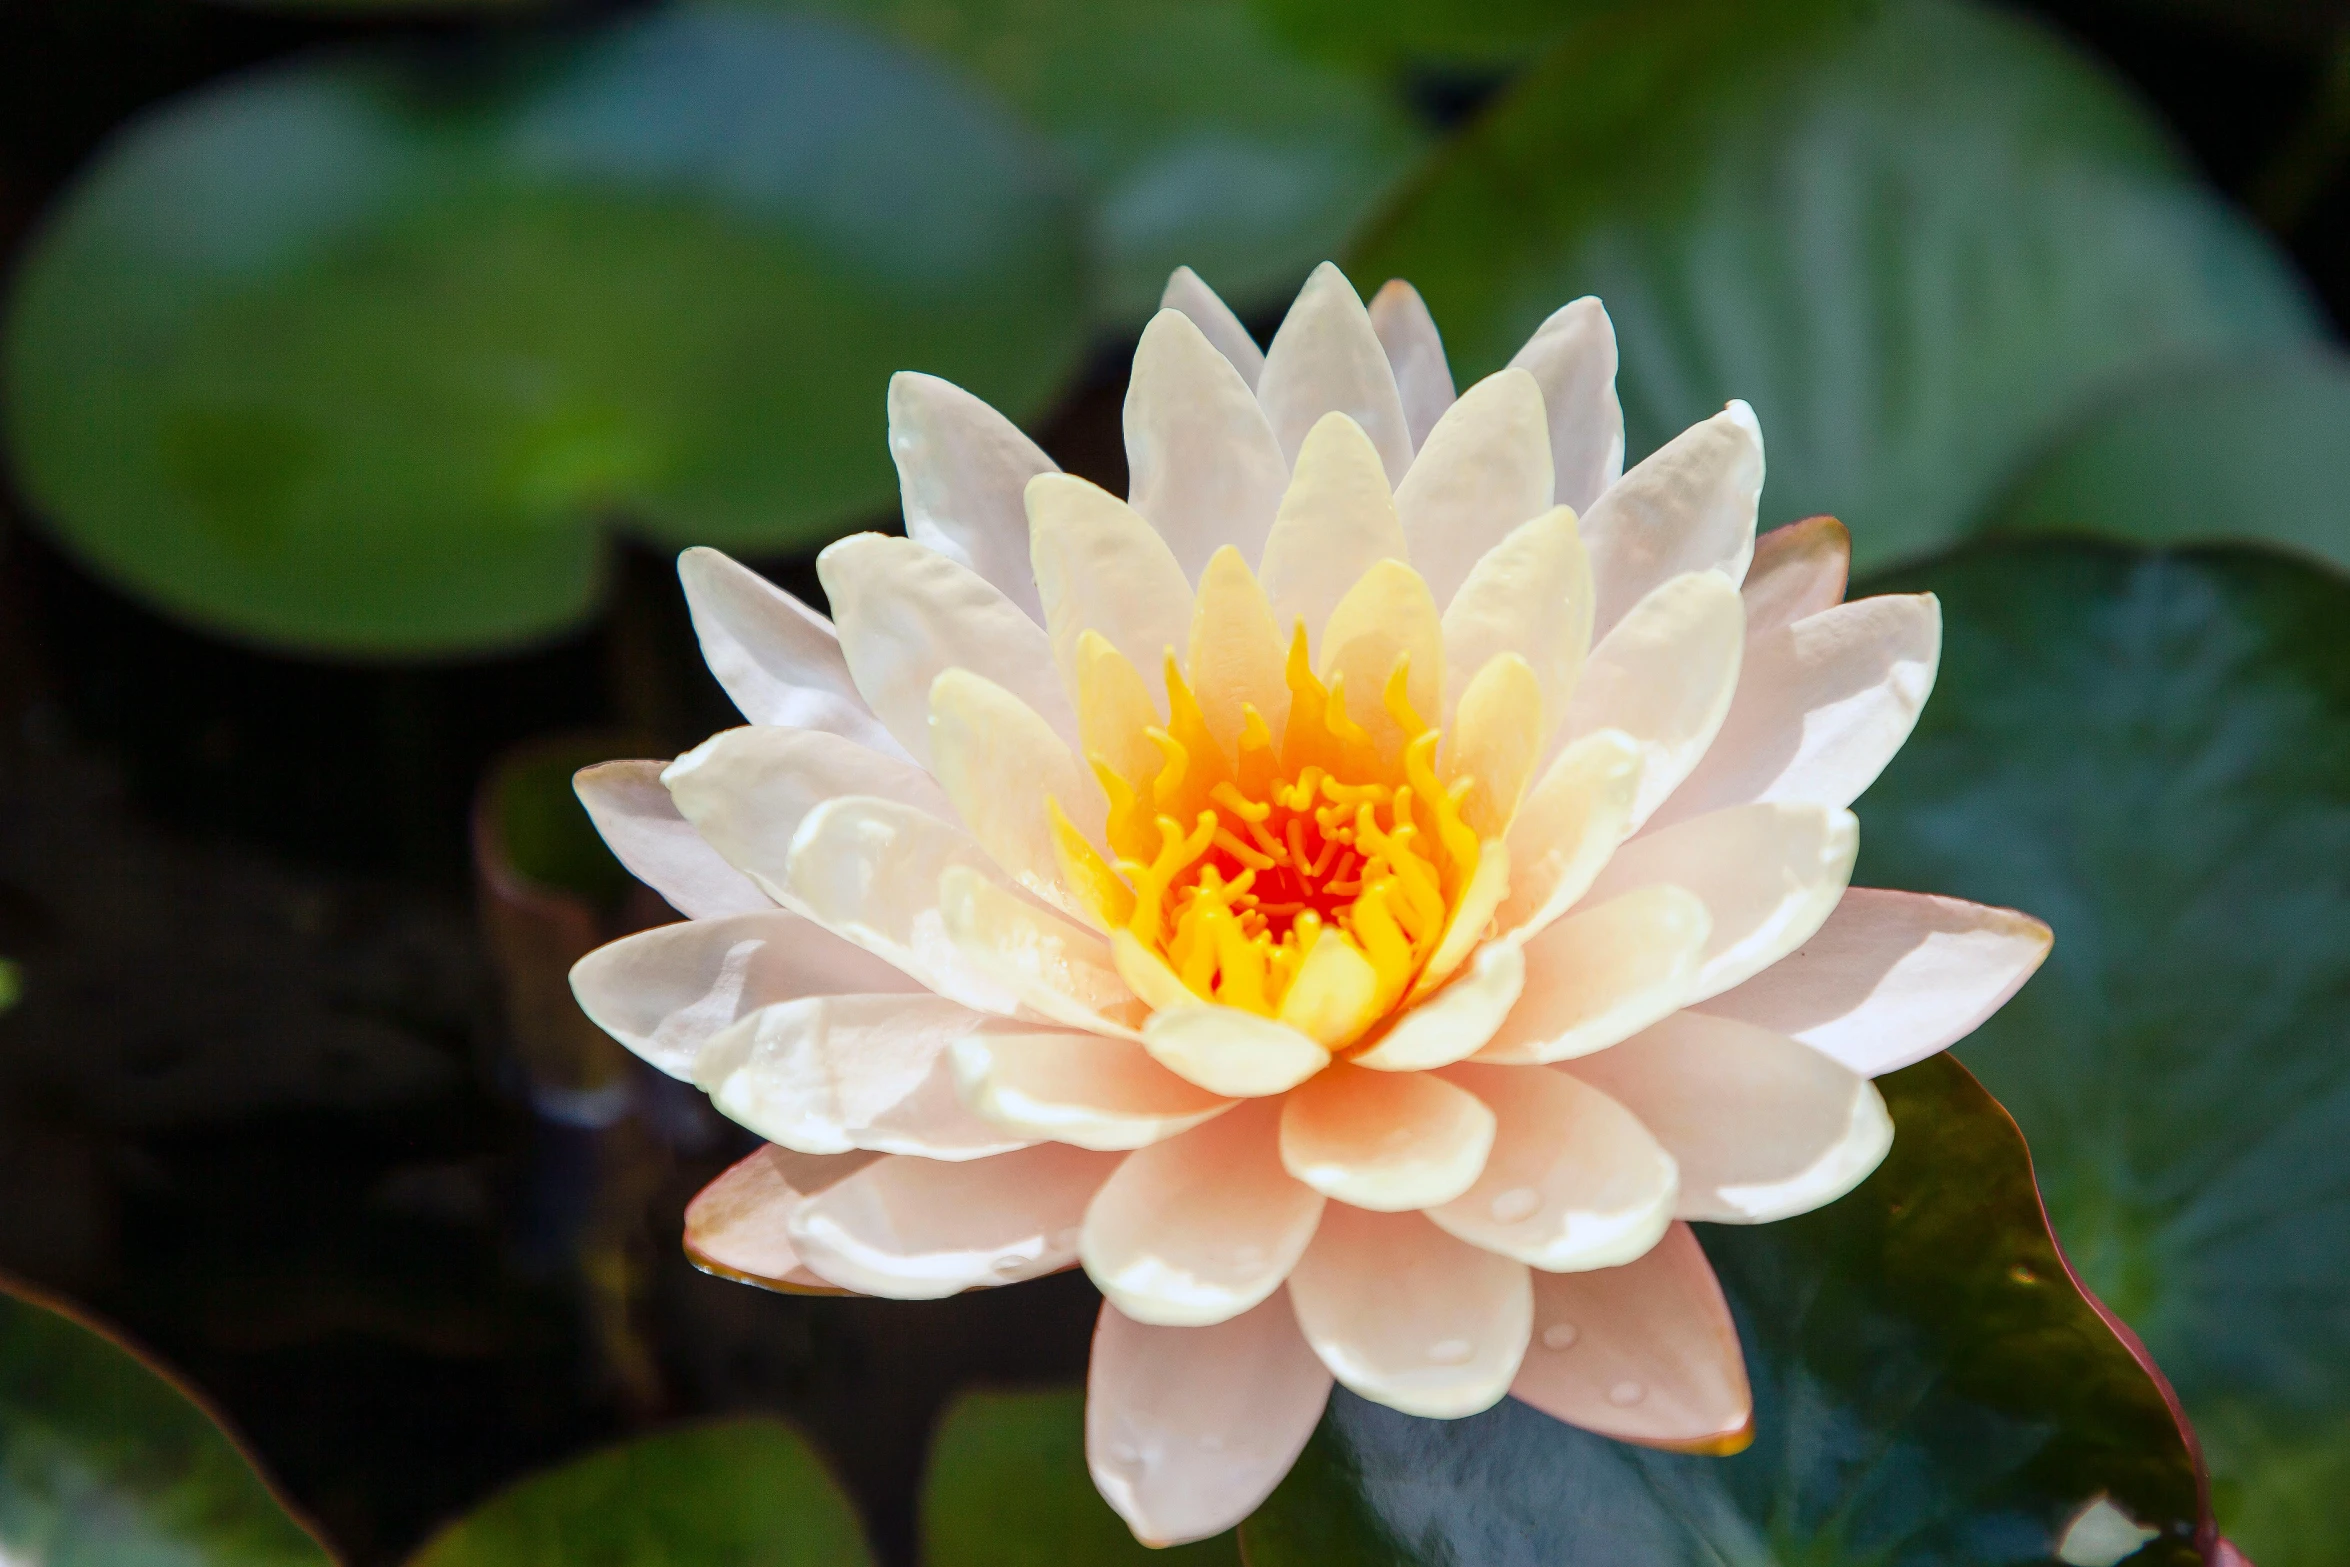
[489, 737, 636, 911]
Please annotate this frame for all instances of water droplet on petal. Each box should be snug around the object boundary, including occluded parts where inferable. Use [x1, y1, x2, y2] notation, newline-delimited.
[1233, 1243, 1267, 1268]
[1607, 1380, 1644, 1407]
[1541, 1322, 1579, 1350]
[1489, 1186, 1540, 1223]
[1428, 1338, 1472, 1364]
[992, 1252, 1031, 1276]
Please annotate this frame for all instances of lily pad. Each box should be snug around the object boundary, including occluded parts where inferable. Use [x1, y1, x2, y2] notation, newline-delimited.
[1347, 0, 2318, 575]
[0, 1278, 333, 1567]
[1238, 1053, 2209, 1565]
[406, 1416, 872, 1566]
[1855, 539, 2350, 1567]
[2, 6, 1088, 656]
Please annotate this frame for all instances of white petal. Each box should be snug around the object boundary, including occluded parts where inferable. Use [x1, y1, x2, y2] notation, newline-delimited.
[927, 668, 1105, 913]
[1556, 571, 1745, 829]
[570, 908, 915, 1079]
[1496, 729, 1641, 939]
[699, 994, 1029, 1160]
[1368, 278, 1455, 448]
[678, 547, 903, 754]
[1278, 1066, 1497, 1211]
[1257, 412, 1408, 650]
[952, 1028, 1229, 1150]
[787, 1142, 1120, 1298]
[1429, 1064, 1677, 1271]
[1082, 1100, 1324, 1326]
[1506, 297, 1623, 514]
[1257, 263, 1413, 485]
[1583, 803, 1858, 1002]
[938, 866, 1138, 1034]
[1088, 1294, 1330, 1547]
[1351, 940, 1525, 1072]
[1477, 886, 1710, 1065]
[817, 533, 1075, 769]
[1125, 309, 1290, 580]
[1027, 472, 1195, 706]
[1140, 1004, 1331, 1098]
[1286, 1205, 1531, 1418]
[1439, 506, 1591, 726]
[1694, 889, 2052, 1076]
[1161, 266, 1265, 389]
[1396, 369, 1553, 610]
[1650, 594, 1940, 828]
[1509, 1222, 1751, 1450]
[1563, 1011, 1892, 1223]
[1741, 514, 1850, 637]
[1579, 402, 1762, 642]
[684, 1144, 880, 1294]
[575, 759, 772, 919]
[887, 371, 1057, 622]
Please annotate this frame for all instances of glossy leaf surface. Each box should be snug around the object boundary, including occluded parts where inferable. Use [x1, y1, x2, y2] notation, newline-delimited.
[1858, 539, 2350, 1567]
[1240, 1054, 2207, 1566]
[1350, 0, 2317, 574]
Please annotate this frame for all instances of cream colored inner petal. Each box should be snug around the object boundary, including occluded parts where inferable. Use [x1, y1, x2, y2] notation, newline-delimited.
[1496, 729, 1641, 940]
[951, 1026, 1231, 1151]
[1257, 412, 1409, 654]
[1140, 1003, 1332, 1098]
[1277, 1064, 1497, 1211]
[1439, 505, 1592, 727]
[1395, 367, 1554, 610]
[929, 668, 1106, 916]
[1555, 570, 1745, 831]
[1027, 471, 1195, 705]
[1444, 653, 1545, 840]
[1318, 560, 1443, 765]
[1476, 885, 1709, 1065]
[1188, 545, 1292, 749]
[1351, 940, 1524, 1073]
[1073, 631, 1163, 789]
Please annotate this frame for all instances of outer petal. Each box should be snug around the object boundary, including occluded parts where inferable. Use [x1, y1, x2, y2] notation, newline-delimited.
[1140, 1003, 1331, 1097]
[952, 1028, 1229, 1150]
[1439, 506, 1591, 726]
[1368, 278, 1455, 447]
[928, 668, 1106, 912]
[1694, 889, 2052, 1076]
[1496, 729, 1640, 939]
[1286, 1206, 1532, 1418]
[1026, 472, 1195, 705]
[1505, 297, 1623, 514]
[1257, 413, 1408, 651]
[575, 759, 771, 919]
[818, 533, 1076, 768]
[1395, 369, 1554, 610]
[1508, 1222, 1751, 1451]
[1579, 402, 1762, 642]
[786, 1142, 1120, 1298]
[1649, 593, 1940, 829]
[1082, 1100, 1325, 1326]
[887, 371, 1057, 622]
[1352, 941, 1523, 1074]
[1088, 1294, 1330, 1546]
[1742, 514, 1850, 636]
[684, 1144, 879, 1294]
[1555, 571, 1745, 829]
[1125, 309, 1290, 579]
[678, 547, 901, 753]
[697, 994, 1029, 1160]
[1161, 265, 1265, 389]
[1583, 803, 1858, 1001]
[1257, 262, 1414, 485]
[570, 908, 915, 1079]
[1429, 1063, 1678, 1271]
[1563, 1012, 1893, 1223]
[1278, 1066, 1497, 1211]
[1318, 559, 1442, 764]
[937, 867, 1139, 1034]
[1476, 886, 1709, 1065]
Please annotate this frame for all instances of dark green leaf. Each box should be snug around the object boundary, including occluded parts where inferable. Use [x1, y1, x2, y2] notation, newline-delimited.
[922, 1389, 1241, 1566]
[406, 1416, 871, 1566]
[3, 8, 1087, 655]
[0, 1278, 334, 1567]
[1856, 539, 2350, 1567]
[486, 736, 634, 912]
[1240, 1054, 2206, 1566]
[1348, 0, 2318, 576]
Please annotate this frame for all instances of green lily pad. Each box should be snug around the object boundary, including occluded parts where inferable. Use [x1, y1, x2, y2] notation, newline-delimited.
[1238, 1054, 2208, 1565]
[922, 1389, 1241, 1566]
[1855, 539, 2350, 1567]
[406, 1416, 872, 1566]
[0, 1278, 333, 1567]
[1347, 0, 2318, 575]
[2, 6, 1087, 656]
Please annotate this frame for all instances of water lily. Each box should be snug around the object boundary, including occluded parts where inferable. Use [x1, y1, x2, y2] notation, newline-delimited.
[571, 263, 2051, 1544]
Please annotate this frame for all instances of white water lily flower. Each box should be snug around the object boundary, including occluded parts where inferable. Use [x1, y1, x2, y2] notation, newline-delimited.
[572, 263, 2052, 1545]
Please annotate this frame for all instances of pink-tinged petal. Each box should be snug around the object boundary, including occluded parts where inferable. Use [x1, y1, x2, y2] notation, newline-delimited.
[1257, 413, 1408, 653]
[1508, 1222, 1751, 1451]
[1161, 266, 1265, 389]
[1579, 403, 1762, 642]
[1694, 888, 2052, 1076]
[574, 759, 772, 919]
[887, 371, 1057, 623]
[1440, 505, 1591, 726]
[937, 867, 1140, 1035]
[570, 908, 915, 1079]
[1257, 263, 1414, 485]
[928, 668, 1106, 915]
[1125, 309, 1290, 579]
[1477, 886, 1709, 1065]
[1286, 1205, 1532, 1418]
[1278, 1065, 1497, 1211]
[1556, 571, 1745, 829]
[1497, 729, 1641, 940]
[683, 1144, 880, 1294]
[678, 547, 903, 754]
[1139, 1001, 1333, 1098]
[952, 1028, 1230, 1150]
[786, 1142, 1120, 1298]
[1026, 473, 1195, 706]
[1584, 803, 1858, 1001]
[1563, 1011, 1892, 1223]
[1088, 1294, 1330, 1546]
[817, 533, 1076, 769]
[1082, 1100, 1324, 1326]
[1651, 593, 1939, 829]
[1742, 515, 1850, 636]
[1505, 296, 1623, 514]
[1369, 278, 1455, 448]
[1352, 940, 1525, 1072]
[698, 994, 1029, 1160]
[1397, 369, 1554, 612]
[1429, 1064, 1677, 1272]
